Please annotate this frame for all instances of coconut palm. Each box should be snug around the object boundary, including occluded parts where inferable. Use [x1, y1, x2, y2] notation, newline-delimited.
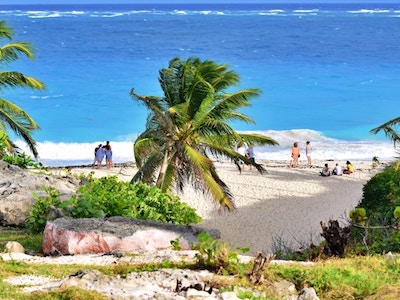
[130, 57, 278, 210]
[0, 20, 45, 158]
[370, 117, 400, 146]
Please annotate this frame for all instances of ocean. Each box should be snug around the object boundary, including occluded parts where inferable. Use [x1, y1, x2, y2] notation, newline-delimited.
[1, 3, 399, 166]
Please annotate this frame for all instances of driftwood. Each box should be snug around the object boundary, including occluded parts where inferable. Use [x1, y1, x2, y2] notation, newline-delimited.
[320, 220, 351, 257]
[248, 252, 275, 284]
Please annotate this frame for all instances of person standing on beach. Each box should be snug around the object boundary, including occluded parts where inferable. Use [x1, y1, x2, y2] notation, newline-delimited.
[290, 142, 300, 168]
[95, 145, 106, 168]
[105, 141, 113, 169]
[246, 144, 255, 170]
[306, 141, 312, 167]
[93, 144, 102, 168]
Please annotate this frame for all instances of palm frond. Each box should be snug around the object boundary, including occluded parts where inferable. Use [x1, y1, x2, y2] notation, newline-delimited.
[0, 21, 13, 40]
[370, 117, 400, 144]
[0, 71, 45, 90]
[0, 42, 36, 62]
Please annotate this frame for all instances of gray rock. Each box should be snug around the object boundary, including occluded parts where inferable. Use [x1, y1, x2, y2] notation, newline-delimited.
[43, 216, 221, 255]
[298, 287, 320, 300]
[0, 161, 80, 226]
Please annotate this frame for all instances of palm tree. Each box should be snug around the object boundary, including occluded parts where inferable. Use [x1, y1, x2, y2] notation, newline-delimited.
[0, 20, 45, 158]
[130, 57, 278, 210]
[370, 117, 400, 146]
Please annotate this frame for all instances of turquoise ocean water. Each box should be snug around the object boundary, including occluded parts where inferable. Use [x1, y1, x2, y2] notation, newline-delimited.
[1, 3, 399, 166]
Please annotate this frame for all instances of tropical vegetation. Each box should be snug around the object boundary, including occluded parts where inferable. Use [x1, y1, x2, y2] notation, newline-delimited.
[0, 20, 44, 158]
[370, 116, 400, 148]
[130, 57, 278, 210]
[26, 174, 201, 234]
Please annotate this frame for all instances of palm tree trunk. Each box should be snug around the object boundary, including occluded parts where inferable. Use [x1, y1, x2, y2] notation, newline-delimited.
[156, 150, 169, 189]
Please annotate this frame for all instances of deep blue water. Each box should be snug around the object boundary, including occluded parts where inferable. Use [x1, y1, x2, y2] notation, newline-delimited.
[0, 3, 399, 165]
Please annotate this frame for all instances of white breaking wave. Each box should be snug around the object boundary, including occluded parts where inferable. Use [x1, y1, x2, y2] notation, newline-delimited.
[14, 129, 397, 167]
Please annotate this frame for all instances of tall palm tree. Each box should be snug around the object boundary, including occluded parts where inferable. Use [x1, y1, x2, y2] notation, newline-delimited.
[130, 57, 278, 210]
[0, 20, 45, 158]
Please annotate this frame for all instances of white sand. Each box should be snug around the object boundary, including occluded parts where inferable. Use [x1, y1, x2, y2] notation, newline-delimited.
[69, 159, 387, 255]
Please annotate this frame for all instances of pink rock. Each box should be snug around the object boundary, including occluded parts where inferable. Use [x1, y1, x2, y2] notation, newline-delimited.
[42, 217, 220, 255]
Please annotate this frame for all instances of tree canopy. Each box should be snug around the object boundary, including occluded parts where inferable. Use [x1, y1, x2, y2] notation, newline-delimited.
[0, 20, 45, 158]
[130, 57, 278, 210]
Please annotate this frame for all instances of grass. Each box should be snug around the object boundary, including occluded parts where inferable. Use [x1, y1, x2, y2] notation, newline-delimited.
[0, 230, 399, 299]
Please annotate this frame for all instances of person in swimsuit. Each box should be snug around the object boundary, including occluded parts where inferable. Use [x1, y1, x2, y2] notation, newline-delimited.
[105, 141, 113, 169]
[290, 142, 300, 168]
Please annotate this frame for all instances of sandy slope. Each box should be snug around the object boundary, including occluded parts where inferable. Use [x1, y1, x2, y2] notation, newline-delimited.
[68, 159, 386, 255]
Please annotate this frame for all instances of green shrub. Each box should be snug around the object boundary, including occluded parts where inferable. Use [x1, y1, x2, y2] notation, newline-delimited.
[349, 165, 400, 254]
[26, 187, 62, 233]
[359, 165, 400, 222]
[3, 152, 43, 169]
[26, 175, 202, 233]
[193, 232, 250, 276]
[71, 176, 202, 224]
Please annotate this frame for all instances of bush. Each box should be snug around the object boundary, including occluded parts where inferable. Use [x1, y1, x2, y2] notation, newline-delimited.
[358, 165, 400, 223]
[27, 175, 202, 233]
[348, 164, 400, 254]
[3, 152, 43, 169]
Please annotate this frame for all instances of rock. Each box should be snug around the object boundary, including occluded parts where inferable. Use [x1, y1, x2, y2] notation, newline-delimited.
[42, 216, 221, 255]
[3, 241, 25, 254]
[0, 161, 80, 226]
[26, 268, 221, 299]
[298, 287, 320, 300]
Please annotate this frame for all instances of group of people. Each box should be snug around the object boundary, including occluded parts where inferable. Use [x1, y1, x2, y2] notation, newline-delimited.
[320, 161, 354, 177]
[290, 141, 354, 176]
[93, 141, 113, 169]
[290, 141, 312, 168]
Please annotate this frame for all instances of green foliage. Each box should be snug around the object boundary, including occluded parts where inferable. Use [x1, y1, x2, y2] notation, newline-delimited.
[2, 152, 43, 169]
[26, 175, 202, 234]
[170, 238, 182, 251]
[72, 176, 201, 224]
[359, 165, 400, 222]
[349, 165, 400, 254]
[349, 208, 367, 226]
[394, 206, 400, 219]
[26, 187, 61, 233]
[193, 232, 250, 276]
[0, 21, 45, 159]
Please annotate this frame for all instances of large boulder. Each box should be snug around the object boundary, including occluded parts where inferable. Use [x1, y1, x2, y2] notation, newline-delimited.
[43, 216, 220, 255]
[0, 161, 80, 226]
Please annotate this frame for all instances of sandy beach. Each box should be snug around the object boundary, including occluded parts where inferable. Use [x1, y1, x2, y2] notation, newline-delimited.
[69, 159, 387, 255]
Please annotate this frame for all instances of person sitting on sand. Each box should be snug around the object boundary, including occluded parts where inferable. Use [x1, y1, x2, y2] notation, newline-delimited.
[332, 163, 343, 176]
[343, 160, 354, 174]
[290, 142, 300, 168]
[320, 163, 331, 176]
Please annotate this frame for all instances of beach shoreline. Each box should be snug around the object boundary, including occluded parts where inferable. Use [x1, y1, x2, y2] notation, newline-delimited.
[62, 159, 388, 255]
